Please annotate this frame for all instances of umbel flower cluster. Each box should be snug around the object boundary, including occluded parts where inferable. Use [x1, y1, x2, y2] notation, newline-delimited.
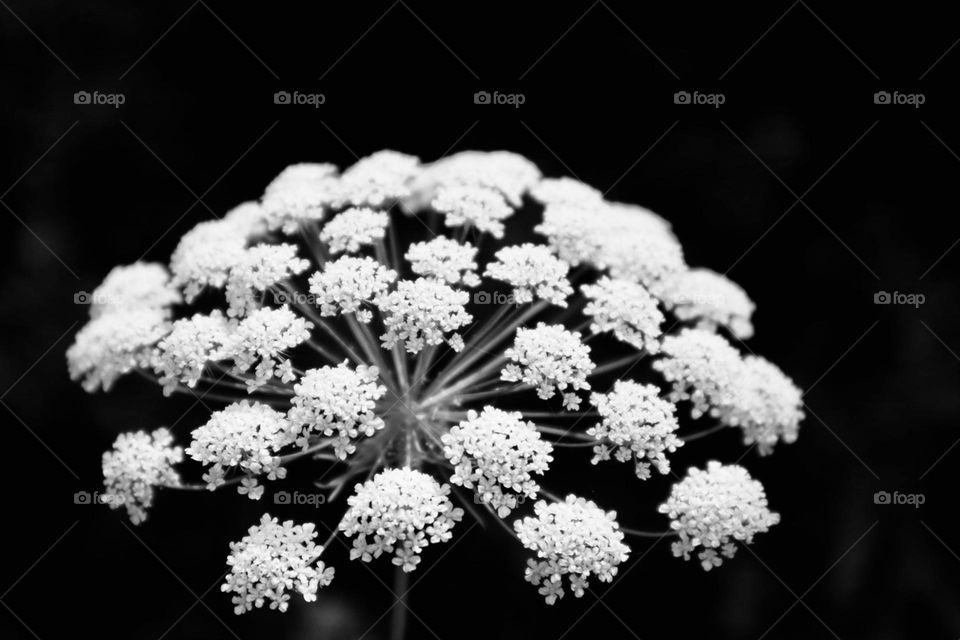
[68, 149, 804, 613]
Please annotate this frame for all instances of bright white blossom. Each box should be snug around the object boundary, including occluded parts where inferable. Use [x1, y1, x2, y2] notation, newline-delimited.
[484, 243, 573, 306]
[225, 244, 310, 318]
[581, 277, 664, 352]
[169, 219, 248, 303]
[227, 306, 312, 391]
[335, 150, 420, 208]
[222, 514, 334, 614]
[529, 177, 604, 208]
[659, 461, 780, 570]
[308, 255, 397, 322]
[405, 237, 480, 287]
[502, 323, 595, 410]
[101, 428, 183, 525]
[442, 407, 553, 517]
[152, 311, 232, 395]
[413, 150, 540, 207]
[68, 308, 170, 392]
[378, 278, 472, 353]
[186, 401, 294, 499]
[588, 381, 682, 479]
[514, 495, 630, 604]
[340, 468, 464, 572]
[657, 268, 756, 339]
[727, 356, 803, 455]
[287, 361, 387, 459]
[260, 163, 339, 234]
[432, 184, 514, 238]
[89, 262, 180, 317]
[319, 207, 390, 254]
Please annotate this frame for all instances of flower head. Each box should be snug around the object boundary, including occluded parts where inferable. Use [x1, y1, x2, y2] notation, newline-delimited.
[101, 428, 183, 525]
[502, 323, 594, 410]
[152, 310, 232, 395]
[222, 514, 334, 614]
[260, 163, 339, 234]
[581, 276, 664, 352]
[659, 461, 780, 570]
[170, 220, 248, 303]
[514, 495, 630, 604]
[308, 255, 397, 322]
[335, 150, 420, 208]
[653, 328, 744, 421]
[414, 150, 540, 207]
[484, 243, 573, 306]
[432, 184, 514, 238]
[319, 207, 390, 254]
[442, 407, 553, 517]
[656, 268, 756, 339]
[226, 305, 313, 391]
[225, 244, 310, 318]
[377, 278, 472, 354]
[340, 468, 464, 572]
[89, 262, 180, 317]
[404, 237, 480, 287]
[727, 356, 803, 455]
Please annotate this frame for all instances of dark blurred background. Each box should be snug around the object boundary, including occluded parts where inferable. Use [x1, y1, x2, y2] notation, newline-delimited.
[1, 1, 958, 638]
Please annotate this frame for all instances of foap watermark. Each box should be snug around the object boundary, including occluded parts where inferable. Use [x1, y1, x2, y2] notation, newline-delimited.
[873, 90, 925, 108]
[473, 290, 520, 306]
[674, 90, 725, 108]
[74, 490, 125, 507]
[272, 290, 318, 306]
[874, 290, 925, 308]
[274, 91, 325, 108]
[274, 490, 327, 508]
[873, 490, 925, 508]
[74, 90, 125, 108]
[474, 90, 525, 108]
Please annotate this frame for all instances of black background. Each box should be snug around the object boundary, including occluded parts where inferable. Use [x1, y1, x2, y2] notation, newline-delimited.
[2, 1, 958, 638]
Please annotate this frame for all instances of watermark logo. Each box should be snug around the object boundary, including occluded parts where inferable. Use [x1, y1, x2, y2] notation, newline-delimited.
[74, 490, 125, 507]
[873, 490, 925, 508]
[274, 91, 325, 108]
[473, 90, 525, 108]
[274, 490, 327, 508]
[74, 90, 125, 108]
[272, 290, 317, 306]
[874, 291, 925, 308]
[674, 90, 725, 108]
[473, 290, 520, 306]
[873, 91, 924, 108]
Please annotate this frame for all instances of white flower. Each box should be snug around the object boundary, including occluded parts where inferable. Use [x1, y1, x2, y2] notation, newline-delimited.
[378, 278, 472, 354]
[432, 184, 514, 238]
[529, 177, 604, 207]
[222, 201, 269, 239]
[319, 207, 390, 254]
[413, 150, 540, 207]
[442, 407, 553, 517]
[652, 328, 744, 421]
[101, 428, 183, 525]
[514, 495, 629, 604]
[225, 243, 310, 318]
[287, 361, 387, 460]
[581, 277, 664, 352]
[588, 381, 682, 479]
[308, 255, 397, 322]
[659, 461, 780, 570]
[68, 308, 170, 392]
[656, 268, 756, 339]
[152, 311, 233, 395]
[340, 468, 464, 572]
[186, 401, 294, 498]
[226, 306, 313, 391]
[335, 150, 420, 208]
[222, 514, 334, 614]
[484, 243, 573, 306]
[404, 237, 480, 287]
[89, 262, 180, 317]
[261, 163, 339, 234]
[170, 219, 249, 303]
[502, 323, 594, 410]
[727, 356, 803, 455]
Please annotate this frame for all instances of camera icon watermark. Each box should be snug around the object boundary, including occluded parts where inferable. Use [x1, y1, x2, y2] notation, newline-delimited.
[74, 90, 126, 108]
[274, 490, 327, 508]
[673, 90, 725, 108]
[74, 490, 124, 506]
[873, 490, 925, 508]
[274, 91, 325, 108]
[874, 290, 925, 308]
[873, 90, 925, 108]
[473, 90, 525, 108]
[473, 290, 519, 306]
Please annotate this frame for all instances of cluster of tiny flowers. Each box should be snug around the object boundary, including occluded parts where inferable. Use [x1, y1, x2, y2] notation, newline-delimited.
[89, 262, 181, 317]
[339, 468, 464, 572]
[656, 268, 756, 339]
[413, 150, 541, 208]
[588, 381, 683, 480]
[101, 428, 183, 525]
[222, 514, 334, 614]
[319, 207, 390, 254]
[152, 311, 232, 395]
[287, 361, 387, 459]
[581, 276, 664, 352]
[377, 278, 472, 353]
[484, 243, 573, 306]
[308, 255, 397, 323]
[404, 237, 481, 287]
[442, 407, 554, 517]
[334, 150, 420, 208]
[185, 401, 294, 499]
[228, 306, 312, 391]
[729, 356, 804, 455]
[502, 323, 595, 410]
[431, 184, 514, 238]
[658, 461, 780, 570]
[260, 163, 338, 234]
[225, 244, 310, 318]
[514, 496, 630, 604]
